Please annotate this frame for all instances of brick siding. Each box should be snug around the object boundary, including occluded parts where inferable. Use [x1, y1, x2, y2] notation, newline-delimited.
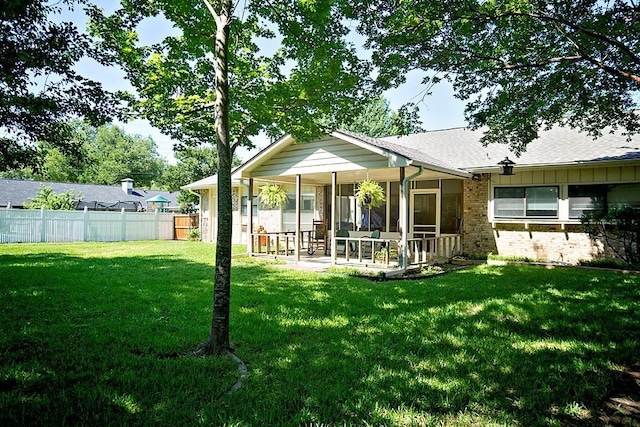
[462, 174, 611, 263]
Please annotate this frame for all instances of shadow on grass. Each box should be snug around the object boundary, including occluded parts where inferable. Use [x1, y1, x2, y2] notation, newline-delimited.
[229, 264, 640, 426]
[1, 249, 639, 425]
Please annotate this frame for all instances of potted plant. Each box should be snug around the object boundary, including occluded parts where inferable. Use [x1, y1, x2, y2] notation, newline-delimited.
[258, 184, 288, 209]
[355, 179, 385, 208]
[374, 246, 389, 263]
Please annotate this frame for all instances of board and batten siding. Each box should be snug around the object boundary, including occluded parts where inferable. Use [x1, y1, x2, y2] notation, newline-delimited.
[492, 164, 640, 186]
[250, 136, 388, 177]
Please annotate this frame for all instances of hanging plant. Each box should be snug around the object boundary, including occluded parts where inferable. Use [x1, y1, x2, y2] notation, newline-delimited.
[258, 183, 288, 209]
[355, 179, 386, 208]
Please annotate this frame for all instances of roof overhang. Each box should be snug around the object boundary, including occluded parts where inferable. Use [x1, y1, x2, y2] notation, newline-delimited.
[465, 157, 640, 174]
[183, 131, 473, 191]
[332, 131, 472, 179]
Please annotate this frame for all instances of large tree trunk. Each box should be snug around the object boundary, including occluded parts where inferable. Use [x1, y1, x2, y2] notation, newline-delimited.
[198, 0, 233, 355]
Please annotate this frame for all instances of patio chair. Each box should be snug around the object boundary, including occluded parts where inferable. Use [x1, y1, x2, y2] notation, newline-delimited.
[307, 219, 327, 255]
[362, 229, 381, 257]
[335, 229, 351, 255]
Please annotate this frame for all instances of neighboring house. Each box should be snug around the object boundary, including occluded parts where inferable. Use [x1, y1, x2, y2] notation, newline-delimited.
[183, 126, 640, 267]
[0, 178, 180, 212]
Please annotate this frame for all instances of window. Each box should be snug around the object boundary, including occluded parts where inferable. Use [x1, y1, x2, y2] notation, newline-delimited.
[494, 186, 558, 218]
[568, 185, 606, 218]
[441, 179, 462, 234]
[338, 184, 355, 230]
[282, 189, 316, 232]
[283, 195, 315, 212]
[241, 196, 258, 217]
[389, 181, 400, 232]
[569, 183, 640, 218]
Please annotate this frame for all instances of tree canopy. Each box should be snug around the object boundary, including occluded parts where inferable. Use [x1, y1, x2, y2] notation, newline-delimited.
[88, 0, 371, 152]
[355, 0, 640, 154]
[89, 0, 373, 355]
[341, 95, 423, 137]
[1, 121, 168, 188]
[0, 0, 120, 171]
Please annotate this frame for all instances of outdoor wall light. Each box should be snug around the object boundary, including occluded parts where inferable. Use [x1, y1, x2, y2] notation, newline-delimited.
[498, 157, 516, 176]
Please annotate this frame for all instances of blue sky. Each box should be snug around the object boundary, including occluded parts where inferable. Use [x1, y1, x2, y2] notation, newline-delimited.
[65, 2, 467, 163]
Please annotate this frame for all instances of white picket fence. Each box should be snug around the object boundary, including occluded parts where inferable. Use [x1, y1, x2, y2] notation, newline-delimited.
[0, 207, 175, 243]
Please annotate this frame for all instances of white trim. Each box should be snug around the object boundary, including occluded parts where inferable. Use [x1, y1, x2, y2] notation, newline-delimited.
[410, 189, 441, 238]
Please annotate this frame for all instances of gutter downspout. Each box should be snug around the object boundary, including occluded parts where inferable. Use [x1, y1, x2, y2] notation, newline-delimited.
[399, 166, 423, 271]
[187, 189, 203, 241]
[239, 180, 252, 254]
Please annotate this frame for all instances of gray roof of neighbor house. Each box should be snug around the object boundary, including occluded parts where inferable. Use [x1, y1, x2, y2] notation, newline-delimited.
[0, 179, 180, 209]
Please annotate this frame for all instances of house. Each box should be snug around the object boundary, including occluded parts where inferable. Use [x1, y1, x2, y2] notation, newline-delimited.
[0, 178, 180, 212]
[183, 126, 640, 269]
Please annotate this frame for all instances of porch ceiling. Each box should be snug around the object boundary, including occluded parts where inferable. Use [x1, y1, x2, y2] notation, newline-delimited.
[248, 166, 467, 186]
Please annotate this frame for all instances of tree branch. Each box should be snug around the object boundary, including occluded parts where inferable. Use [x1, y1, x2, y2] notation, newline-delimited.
[497, 55, 584, 70]
[202, 0, 222, 27]
[492, 9, 640, 67]
[581, 55, 640, 84]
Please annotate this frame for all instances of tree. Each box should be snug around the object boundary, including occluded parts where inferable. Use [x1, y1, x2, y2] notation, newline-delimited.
[89, 0, 371, 355]
[354, 0, 640, 154]
[162, 146, 235, 213]
[0, 121, 168, 187]
[79, 124, 167, 187]
[25, 184, 80, 210]
[0, 0, 120, 172]
[341, 95, 423, 137]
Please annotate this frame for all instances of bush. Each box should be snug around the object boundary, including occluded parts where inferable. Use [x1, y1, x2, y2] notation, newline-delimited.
[25, 184, 80, 210]
[578, 258, 640, 271]
[581, 206, 640, 266]
[187, 228, 200, 241]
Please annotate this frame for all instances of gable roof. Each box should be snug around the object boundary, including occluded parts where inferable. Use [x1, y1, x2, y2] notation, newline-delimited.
[0, 179, 180, 209]
[183, 125, 640, 190]
[336, 130, 467, 174]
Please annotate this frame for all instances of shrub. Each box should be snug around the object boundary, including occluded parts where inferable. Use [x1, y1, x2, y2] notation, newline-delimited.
[581, 206, 640, 266]
[25, 184, 80, 210]
[187, 228, 200, 241]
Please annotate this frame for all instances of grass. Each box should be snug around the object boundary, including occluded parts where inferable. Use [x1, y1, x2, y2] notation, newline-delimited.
[1, 241, 639, 426]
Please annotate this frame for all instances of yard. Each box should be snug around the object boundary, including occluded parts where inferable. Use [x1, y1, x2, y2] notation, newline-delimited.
[1, 241, 639, 426]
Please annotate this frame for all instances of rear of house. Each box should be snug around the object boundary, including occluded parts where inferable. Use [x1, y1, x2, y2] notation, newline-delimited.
[185, 126, 640, 266]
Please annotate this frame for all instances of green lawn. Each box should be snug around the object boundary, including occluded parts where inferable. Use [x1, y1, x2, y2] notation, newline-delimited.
[1, 241, 639, 426]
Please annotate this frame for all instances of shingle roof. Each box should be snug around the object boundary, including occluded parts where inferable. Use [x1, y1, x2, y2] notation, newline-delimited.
[335, 129, 470, 176]
[381, 126, 640, 170]
[182, 125, 640, 190]
[0, 179, 180, 209]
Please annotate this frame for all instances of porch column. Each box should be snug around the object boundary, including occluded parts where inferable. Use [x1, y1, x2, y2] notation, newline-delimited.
[295, 174, 301, 261]
[246, 178, 253, 255]
[400, 166, 423, 269]
[399, 167, 407, 269]
[331, 172, 337, 265]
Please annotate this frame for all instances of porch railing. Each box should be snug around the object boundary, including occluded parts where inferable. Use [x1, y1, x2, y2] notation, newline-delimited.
[250, 231, 461, 268]
[407, 234, 461, 266]
[252, 232, 299, 255]
[333, 236, 399, 267]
